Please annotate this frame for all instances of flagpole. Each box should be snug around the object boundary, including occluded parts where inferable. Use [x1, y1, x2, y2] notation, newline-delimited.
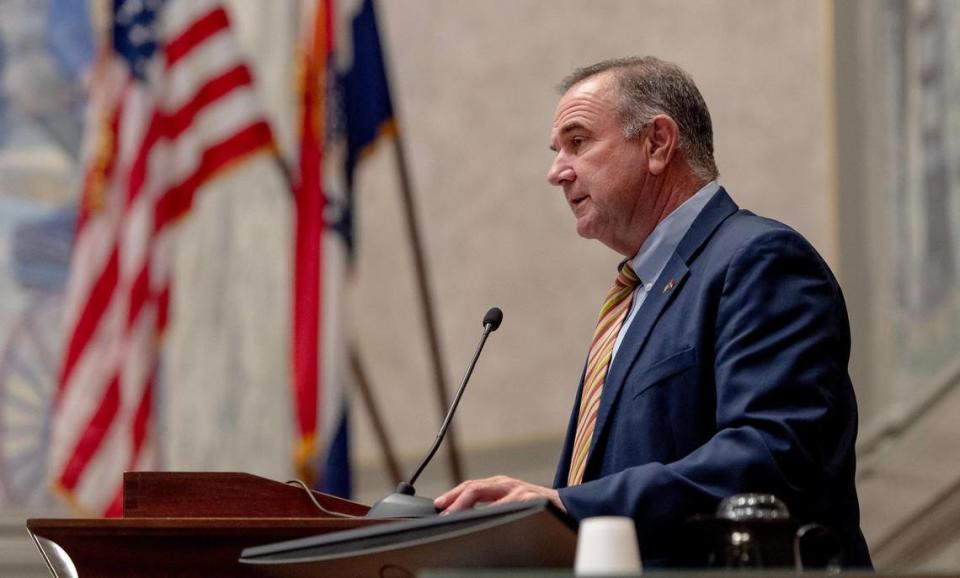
[390, 129, 465, 485]
[365, 0, 464, 486]
[349, 345, 403, 484]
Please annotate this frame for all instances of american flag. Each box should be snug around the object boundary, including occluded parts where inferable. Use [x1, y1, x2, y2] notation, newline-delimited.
[50, 0, 273, 516]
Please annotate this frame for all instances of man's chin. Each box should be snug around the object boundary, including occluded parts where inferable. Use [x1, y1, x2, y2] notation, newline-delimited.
[574, 219, 599, 241]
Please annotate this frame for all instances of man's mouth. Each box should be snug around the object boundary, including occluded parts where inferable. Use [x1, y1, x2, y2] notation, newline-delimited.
[569, 194, 588, 208]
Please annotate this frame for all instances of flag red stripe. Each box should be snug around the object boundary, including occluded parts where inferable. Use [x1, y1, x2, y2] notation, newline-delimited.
[125, 112, 162, 206]
[293, 124, 322, 438]
[165, 7, 230, 68]
[127, 261, 151, 327]
[58, 247, 120, 397]
[322, 0, 334, 53]
[292, 0, 332, 448]
[57, 375, 121, 490]
[165, 65, 254, 136]
[293, 180, 322, 436]
[127, 65, 254, 207]
[153, 120, 272, 231]
[130, 370, 155, 464]
[104, 485, 124, 518]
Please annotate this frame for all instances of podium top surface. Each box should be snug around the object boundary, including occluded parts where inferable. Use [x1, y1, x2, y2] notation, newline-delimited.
[237, 498, 579, 577]
[242, 498, 574, 562]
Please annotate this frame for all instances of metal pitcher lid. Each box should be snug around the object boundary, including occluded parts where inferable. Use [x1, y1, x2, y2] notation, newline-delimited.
[716, 494, 791, 521]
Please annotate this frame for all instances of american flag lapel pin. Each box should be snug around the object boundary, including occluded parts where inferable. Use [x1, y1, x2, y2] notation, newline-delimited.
[662, 279, 676, 294]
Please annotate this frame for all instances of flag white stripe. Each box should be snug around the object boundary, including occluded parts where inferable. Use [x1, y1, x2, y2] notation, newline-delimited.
[165, 32, 245, 108]
[119, 308, 159, 405]
[116, 87, 155, 186]
[119, 199, 154, 282]
[163, 90, 265, 183]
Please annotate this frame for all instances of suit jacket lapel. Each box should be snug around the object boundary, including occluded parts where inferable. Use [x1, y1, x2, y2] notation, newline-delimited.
[553, 363, 586, 488]
[583, 188, 740, 473]
[587, 255, 689, 460]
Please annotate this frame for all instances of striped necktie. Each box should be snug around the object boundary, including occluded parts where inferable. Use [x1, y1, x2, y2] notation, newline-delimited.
[567, 261, 640, 486]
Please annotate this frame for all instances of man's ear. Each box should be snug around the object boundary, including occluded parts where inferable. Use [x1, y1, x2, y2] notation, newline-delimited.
[644, 115, 679, 176]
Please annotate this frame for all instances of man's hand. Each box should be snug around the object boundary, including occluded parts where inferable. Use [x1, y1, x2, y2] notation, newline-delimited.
[434, 475, 567, 514]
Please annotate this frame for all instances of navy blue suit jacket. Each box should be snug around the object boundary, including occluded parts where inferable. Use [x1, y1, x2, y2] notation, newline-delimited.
[554, 189, 871, 567]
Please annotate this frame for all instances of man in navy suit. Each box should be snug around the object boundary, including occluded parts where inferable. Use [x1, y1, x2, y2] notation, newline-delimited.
[435, 57, 871, 567]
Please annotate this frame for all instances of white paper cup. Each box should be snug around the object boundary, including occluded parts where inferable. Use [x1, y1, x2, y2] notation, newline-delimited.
[574, 516, 642, 576]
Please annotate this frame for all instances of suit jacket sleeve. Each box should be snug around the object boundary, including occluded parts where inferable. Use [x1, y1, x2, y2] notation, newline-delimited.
[557, 228, 857, 551]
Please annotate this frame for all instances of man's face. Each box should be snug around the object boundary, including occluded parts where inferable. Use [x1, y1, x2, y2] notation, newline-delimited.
[547, 73, 650, 256]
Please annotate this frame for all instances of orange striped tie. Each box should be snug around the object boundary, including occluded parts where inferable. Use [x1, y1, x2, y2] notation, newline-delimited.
[567, 262, 640, 486]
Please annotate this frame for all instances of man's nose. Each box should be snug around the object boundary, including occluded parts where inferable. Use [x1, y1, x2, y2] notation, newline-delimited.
[547, 155, 575, 186]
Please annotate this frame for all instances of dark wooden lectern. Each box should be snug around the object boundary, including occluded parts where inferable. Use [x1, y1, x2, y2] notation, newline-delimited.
[27, 472, 577, 577]
[26, 472, 384, 577]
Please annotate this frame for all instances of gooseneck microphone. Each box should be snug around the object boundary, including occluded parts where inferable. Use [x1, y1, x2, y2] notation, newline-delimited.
[366, 307, 503, 518]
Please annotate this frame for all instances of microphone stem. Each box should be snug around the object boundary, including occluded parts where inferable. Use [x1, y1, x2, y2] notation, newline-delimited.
[407, 324, 493, 487]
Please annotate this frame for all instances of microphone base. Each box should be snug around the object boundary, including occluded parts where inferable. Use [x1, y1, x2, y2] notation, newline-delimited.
[366, 492, 439, 518]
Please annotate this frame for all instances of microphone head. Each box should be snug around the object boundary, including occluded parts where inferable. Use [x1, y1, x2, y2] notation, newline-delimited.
[483, 307, 503, 331]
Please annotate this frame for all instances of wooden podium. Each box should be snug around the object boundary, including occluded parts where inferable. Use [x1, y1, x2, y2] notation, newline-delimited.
[26, 472, 384, 577]
[26, 472, 577, 577]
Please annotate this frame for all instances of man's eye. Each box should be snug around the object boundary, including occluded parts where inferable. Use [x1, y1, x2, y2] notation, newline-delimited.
[571, 137, 585, 149]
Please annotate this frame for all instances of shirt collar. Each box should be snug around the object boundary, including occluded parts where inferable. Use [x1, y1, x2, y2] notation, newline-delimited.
[629, 180, 720, 288]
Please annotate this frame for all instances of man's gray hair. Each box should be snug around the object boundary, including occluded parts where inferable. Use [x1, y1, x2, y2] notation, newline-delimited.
[560, 57, 719, 181]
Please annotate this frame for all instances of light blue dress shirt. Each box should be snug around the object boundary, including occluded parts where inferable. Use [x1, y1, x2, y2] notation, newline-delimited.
[611, 181, 721, 360]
